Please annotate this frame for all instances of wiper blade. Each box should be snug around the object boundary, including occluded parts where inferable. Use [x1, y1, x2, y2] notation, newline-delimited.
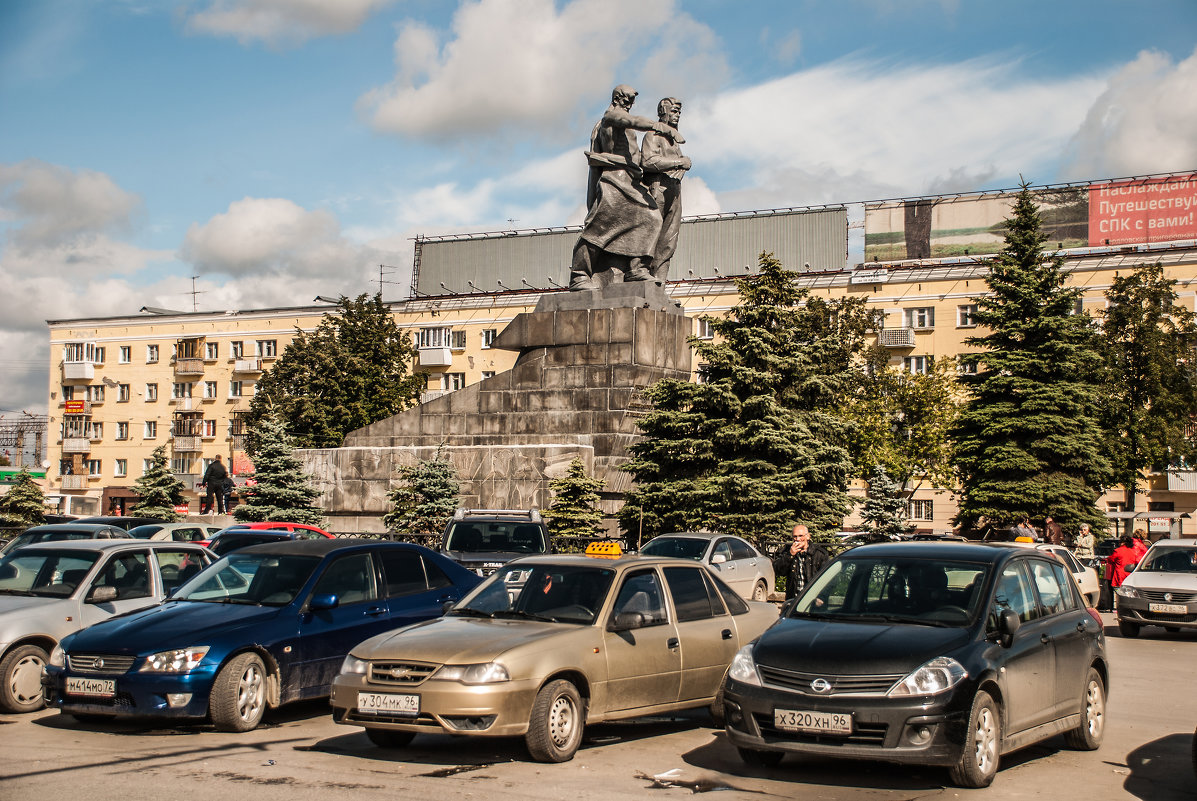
[448, 607, 495, 618]
[216, 597, 262, 605]
[493, 610, 555, 622]
[0, 589, 36, 596]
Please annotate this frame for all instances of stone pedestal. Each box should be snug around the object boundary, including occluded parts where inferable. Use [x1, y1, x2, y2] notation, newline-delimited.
[298, 283, 691, 533]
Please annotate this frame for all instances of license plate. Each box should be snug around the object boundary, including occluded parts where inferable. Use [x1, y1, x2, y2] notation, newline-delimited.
[774, 708, 852, 735]
[66, 677, 115, 698]
[1149, 602, 1188, 614]
[357, 692, 419, 716]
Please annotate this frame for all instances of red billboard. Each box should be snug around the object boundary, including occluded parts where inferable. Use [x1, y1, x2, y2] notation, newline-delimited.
[1089, 176, 1197, 246]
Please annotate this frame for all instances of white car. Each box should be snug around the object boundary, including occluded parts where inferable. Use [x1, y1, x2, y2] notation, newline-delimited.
[638, 532, 775, 601]
[1115, 540, 1197, 637]
[1038, 544, 1101, 607]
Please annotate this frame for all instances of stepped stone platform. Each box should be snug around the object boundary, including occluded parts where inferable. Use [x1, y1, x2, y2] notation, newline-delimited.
[299, 282, 691, 533]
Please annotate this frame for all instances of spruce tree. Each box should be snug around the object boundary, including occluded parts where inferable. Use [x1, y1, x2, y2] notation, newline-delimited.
[543, 457, 605, 551]
[382, 450, 460, 538]
[233, 413, 323, 524]
[952, 184, 1109, 533]
[859, 465, 911, 540]
[130, 445, 185, 521]
[0, 469, 47, 528]
[621, 252, 877, 554]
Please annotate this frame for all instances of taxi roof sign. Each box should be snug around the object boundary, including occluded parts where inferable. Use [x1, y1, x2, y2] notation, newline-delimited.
[585, 541, 623, 559]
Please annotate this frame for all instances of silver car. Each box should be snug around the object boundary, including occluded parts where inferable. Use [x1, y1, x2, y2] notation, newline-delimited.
[0, 539, 214, 713]
[639, 532, 775, 601]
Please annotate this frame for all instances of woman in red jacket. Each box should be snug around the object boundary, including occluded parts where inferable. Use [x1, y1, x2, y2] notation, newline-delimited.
[1107, 535, 1143, 591]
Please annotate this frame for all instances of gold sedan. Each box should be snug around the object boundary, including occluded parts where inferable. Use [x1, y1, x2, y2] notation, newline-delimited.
[330, 554, 778, 761]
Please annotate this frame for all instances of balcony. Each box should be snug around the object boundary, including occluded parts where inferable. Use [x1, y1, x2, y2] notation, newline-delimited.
[231, 434, 248, 450]
[234, 358, 262, 373]
[172, 436, 203, 452]
[63, 362, 94, 380]
[878, 327, 917, 348]
[173, 473, 200, 491]
[61, 437, 91, 454]
[417, 347, 452, 367]
[60, 475, 89, 490]
[1167, 470, 1197, 492]
[174, 357, 205, 376]
[420, 390, 448, 404]
[172, 397, 197, 410]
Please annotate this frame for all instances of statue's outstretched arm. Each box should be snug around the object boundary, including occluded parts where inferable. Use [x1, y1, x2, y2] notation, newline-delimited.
[602, 107, 685, 143]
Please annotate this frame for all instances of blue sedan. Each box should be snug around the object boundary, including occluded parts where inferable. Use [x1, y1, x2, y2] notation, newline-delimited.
[42, 539, 479, 731]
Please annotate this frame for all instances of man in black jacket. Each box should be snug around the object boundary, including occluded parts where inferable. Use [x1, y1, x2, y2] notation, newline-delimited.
[201, 454, 229, 515]
[775, 524, 832, 600]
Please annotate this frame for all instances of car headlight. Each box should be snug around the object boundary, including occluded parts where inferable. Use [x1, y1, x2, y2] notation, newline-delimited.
[888, 656, 967, 697]
[49, 644, 65, 667]
[432, 662, 510, 684]
[1115, 586, 1138, 599]
[340, 655, 369, 675]
[139, 646, 210, 673]
[727, 644, 761, 687]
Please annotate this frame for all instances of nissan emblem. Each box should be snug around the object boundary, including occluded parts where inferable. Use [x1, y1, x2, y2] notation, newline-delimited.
[810, 678, 832, 694]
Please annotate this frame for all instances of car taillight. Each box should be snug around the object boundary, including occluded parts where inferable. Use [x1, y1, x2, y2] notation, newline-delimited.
[1086, 607, 1103, 627]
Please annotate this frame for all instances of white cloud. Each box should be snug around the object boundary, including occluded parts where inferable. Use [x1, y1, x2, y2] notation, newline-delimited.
[1063, 47, 1197, 180]
[359, 0, 727, 141]
[0, 160, 141, 248]
[184, 0, 397, 46]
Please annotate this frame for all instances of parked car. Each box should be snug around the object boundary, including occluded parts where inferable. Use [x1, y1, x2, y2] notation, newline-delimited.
[196, 521, 334, 548]
[43, 539, 479, 731]
[74, 516, 171, 532]
[0, 539, 214, 713]
[206, 529, 297, 556]
[0, 523, 132, 556]
[722, 541, 1107, 788]
[1037, 543, 1100, 606]
[127, 523, 224, 543]
[330, 554, 778, 762]
[439, 508, 550, 577]
[639, 532, 775, 601]
[1114, 540, 1197, 637]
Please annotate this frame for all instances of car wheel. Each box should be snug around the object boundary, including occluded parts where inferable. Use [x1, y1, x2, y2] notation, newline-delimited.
[949, 690, 1000, 788]
[0, 644, 49, 713]
[736, 746, 784, 767]
[210, 652, 267, 732]
[709, 679, 726, 729]
[1118, 620, 1140, 638]
[751, 580, 768, 602]
[1063, 667, 1105, 750]
[525, 679, 584, 762]
[365, 727, 415, 748]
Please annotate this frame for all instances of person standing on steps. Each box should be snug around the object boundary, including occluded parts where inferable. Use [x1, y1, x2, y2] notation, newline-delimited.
[201, 454, 229, 515]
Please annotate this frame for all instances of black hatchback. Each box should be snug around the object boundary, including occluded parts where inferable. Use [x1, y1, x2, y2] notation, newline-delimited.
[721, 542, 1107, 788]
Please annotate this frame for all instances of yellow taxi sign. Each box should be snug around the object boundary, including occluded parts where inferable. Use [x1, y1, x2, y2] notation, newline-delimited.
[1014, 536, 1035, 543]
[585, 541, 623, 559]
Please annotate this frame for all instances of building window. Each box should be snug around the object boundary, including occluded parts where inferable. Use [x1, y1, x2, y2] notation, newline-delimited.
[903, 355, 934, 375]
[172, 382, 193, 399]
[92, 346, 105, 364]
[86, 422, 103, 440]
[146, 344, 159, 363]
[142, 458, 152, 475]
[695, 363, 711, 384]
[440, 373, 466, 391]
[481, 370, 496, 380]
[957, 304, 978, 328]
[204, 381, 217, 399]
[230, 341, 244, 359]
[87, 459, 102, 477]
[695, 318, 715, 340]
[958, 357, 979, 375]
[481, 329, 497, 349]
[115, 459, 127, 478]
[418, 327, 451, 349]
[144, 420, 157, 439]
[451, 330, 467, 350]
[64, 342, 97, 363]
[119, 346, 131, 364]
[202, 419, 216, 438]
[118, 383, 130, 402]
[84, 385, 104, 403]
[145, 383, 158, 402]
[230, 381, 244, 397]
[256, 339, 277, 358]
[171, 456, 193, 474]
[904, 307, 935, 329]
[205, 342, 219, 360]
[116, 422, 129, 440]
[908, 499, 934, 520]
[62, 385, 75, 401]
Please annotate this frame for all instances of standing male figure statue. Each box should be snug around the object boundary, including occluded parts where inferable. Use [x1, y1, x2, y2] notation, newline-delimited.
[569, 85, 685, 291]
[640, 97, 691, 281]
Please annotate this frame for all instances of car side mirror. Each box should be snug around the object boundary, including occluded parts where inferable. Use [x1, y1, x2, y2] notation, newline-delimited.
[442, 599, 457, 613]
[87, 585, 119, 604]
[779, 597, 799, 617]
[608, 611, 645, 632]
[0, 564, 16, 581]
[309, 593, 339, 611]
[710, 553, 727, 565]
[998, 608, 1020, 646]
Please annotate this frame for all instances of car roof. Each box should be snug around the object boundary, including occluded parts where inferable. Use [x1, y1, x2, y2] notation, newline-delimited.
[843, 541, 1032, 563]
[21, 523, 125, 533]
[231, 538, 389, 557]
[497, 554, 713, 571]
[650, 532, 728, 541]
[8, 539, 208, 554]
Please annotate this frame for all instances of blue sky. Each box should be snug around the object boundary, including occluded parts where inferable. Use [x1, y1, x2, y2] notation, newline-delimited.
[2, 0, 1195, 415]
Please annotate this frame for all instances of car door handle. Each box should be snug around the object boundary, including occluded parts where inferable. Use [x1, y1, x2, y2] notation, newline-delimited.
[667, 637, 680, 649]
[1040, 633, 1051, 643]
[364, 606, 386, 617]
[721, 629, 733, 640]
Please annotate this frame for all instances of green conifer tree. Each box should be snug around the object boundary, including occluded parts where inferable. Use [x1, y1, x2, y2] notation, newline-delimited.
[544, 457, 605, 551]
[382, 450, 460, 538]
[233, 413, 323, 524]
[952, 184, 1109, 532]
[859, 465, 911, 540]
[130, 445, 185, 521]
[0, 469, 47, 528]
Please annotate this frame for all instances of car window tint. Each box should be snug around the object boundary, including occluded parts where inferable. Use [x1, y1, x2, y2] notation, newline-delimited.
[156, 548, 207, 596]
[0, 551, 99, 596]
[664, 566, 719, 621]
[640, 537, 706, 560]
[312, 553, 378, 605]
[611, 569, 668, 625]
[423, 557, 453, 590]
[94, 551, 151, 600]
[728, 538, 756, 560]
[1029, 560, 1068, 615]
[992, 563, 1040, 624]
[698, 569, 730, 616]
[1058, 550, 1082, 572]
[296, 529, 323, 540]
[712, 540, 733, 562]
[380, 549, 429, 597]
[171, 527, 202, 542]
[710, 571, 751, 614]
[1047, 560, 1080, 611]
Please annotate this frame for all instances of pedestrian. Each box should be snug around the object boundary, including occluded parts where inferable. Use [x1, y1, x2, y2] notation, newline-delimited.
[1014, 516, 1037, 541]
[1073, 523, 1095, 560]
[1132, 531, 1149, 556]
[1106, 534, 1142, 602]
[201, 454, 229, 515]
[1044, 516, 1064, 545]
[774, 524, 832, 600]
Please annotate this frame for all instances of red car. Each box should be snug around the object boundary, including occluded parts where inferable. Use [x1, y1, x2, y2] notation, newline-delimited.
[197, 522, 334, 548]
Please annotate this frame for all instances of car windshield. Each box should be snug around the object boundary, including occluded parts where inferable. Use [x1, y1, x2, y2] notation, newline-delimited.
[0, 550, 101, 597]
[1138, 547, 1197, 573]
[173, 553, 320, 606]
[444, 520, 547, 554]
[640, 537, 707, 560]
[127, 525, 165, 539]
[450, 563, 615, 625]
[788, 556, 990, 627]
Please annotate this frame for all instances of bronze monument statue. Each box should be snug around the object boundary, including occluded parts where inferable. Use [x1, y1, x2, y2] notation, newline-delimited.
[640, 97, 691, 280]
[569, 85, 685, 291]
